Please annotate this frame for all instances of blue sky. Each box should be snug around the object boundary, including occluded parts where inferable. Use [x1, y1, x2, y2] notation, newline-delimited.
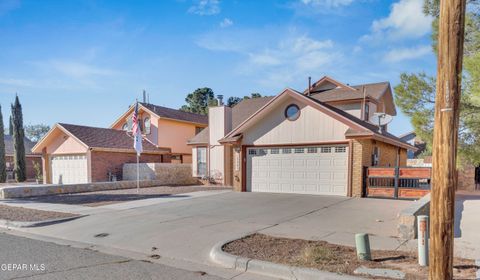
[0, 0, 436, 135]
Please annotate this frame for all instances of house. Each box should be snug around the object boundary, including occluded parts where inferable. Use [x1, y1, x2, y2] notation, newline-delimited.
[32, 102, 208, 184]
[110, 102, 208, 163]
[188, 76, 415, 197]
[399, 131, 427, 159]
[4, 135, 42, 181]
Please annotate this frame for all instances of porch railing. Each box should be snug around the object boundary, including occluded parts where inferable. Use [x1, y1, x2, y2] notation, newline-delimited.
[365, 167, 431, 199]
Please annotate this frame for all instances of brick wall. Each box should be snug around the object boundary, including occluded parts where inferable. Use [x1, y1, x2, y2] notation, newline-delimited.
[351, 139, 408, 197]
[457, 164, 476, 191]
[90, 151, 169, 182]
[5, 155, 42, 180]
[232, 145, 242, 192]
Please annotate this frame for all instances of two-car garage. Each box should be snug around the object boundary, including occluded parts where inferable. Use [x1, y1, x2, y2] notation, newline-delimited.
[246, 145, 349, 196]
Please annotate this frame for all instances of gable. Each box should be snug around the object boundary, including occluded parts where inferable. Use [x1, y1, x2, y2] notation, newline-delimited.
[242, 96, 349, 145]
[34, 127, 88, 154]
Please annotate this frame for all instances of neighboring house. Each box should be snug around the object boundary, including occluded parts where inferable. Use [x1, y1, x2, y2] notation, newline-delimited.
[188, 76, 415, 197]
[4, 135, 42, 181]
[110, 102, 208, 163]
[399, 131, 427, 159]
[32, 123, 170, 184]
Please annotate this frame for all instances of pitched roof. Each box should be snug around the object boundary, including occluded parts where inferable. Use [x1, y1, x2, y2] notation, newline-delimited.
[58, 123, 169, 153]
[309, 82, 390, 102]
[187, 97, 274, 145]
[4, 135, 38, 155]
[140, 103, 208, 125]
[187, 127, 209, 145]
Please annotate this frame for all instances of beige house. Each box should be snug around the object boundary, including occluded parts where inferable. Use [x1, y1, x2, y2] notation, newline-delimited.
[188, 76, 415, 197]
[33, 102, 208, 184]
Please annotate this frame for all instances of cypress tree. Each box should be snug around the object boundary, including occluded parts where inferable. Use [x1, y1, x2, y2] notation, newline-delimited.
[8, 115, 13, 135]
[0, 106, 6, 182]
[11, 95, 26, 182]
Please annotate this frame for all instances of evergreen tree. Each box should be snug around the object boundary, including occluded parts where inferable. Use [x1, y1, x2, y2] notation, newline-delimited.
[8, 115, 13, 135]
[11, 95, 26, 182]
[0, 105, 6, 182]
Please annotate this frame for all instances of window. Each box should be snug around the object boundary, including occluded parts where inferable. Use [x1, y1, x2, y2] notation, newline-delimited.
[143, 117, 151, 134]
[195, 127, 204, 134]
[372, 147, 380, 166]
[271, 148, 280, 154]
[127, 117, 133, 132]
[294, 148, 304, 153]
[282, 148, 291, 154]
[258, 149, 268, 155]
[335, 146, 346, 153]
[196, 147, 207, 177]
[307, 147, 317, 153]
[364, 103, 370, 121]
[248, 149, 257, 155]
[285, 104, 300, 121]
[122, 123, 128, 131]
[320, 147, 331, 153]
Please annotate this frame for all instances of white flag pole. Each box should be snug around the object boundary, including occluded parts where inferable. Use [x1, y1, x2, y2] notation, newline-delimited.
[137, 152, 140, 194]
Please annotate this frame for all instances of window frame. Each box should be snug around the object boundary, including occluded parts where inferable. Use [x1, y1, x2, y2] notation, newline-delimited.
[284, 104, 301, 121]
[143, 117, 151, 134]
[196, 146, 207, 177]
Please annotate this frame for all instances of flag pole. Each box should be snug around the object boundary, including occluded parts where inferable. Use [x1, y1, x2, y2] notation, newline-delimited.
[136, 152, 140, 194]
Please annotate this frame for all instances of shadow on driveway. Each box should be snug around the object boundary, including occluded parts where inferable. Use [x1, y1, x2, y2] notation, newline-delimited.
[454, 191, 480, 238]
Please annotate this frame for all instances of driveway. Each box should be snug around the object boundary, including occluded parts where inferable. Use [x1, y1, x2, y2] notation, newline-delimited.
[16, 191, 413, 268]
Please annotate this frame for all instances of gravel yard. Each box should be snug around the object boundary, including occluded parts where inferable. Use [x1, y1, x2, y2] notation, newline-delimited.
[0, 205, 79, 222]
[20, 185, 231, 207]
[224, 234, 478, 280]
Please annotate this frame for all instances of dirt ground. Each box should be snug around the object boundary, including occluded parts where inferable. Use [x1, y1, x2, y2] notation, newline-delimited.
[223, 234, 478, 280]
[0, 205, 78, 222]
[20, 185, 231, 207]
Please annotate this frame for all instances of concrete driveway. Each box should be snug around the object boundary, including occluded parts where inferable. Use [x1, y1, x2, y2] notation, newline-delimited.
[17, 191, 413, 268]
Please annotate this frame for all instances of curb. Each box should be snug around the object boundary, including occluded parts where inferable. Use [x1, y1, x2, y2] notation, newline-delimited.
[0, 214, 87, 228]
[210, 239, 361, 280]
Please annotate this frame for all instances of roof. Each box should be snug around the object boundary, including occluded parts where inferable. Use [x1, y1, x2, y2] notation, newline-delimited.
[187, 127, 209, 145]
[140, 103, 208, 125]
[4, 135, 38, 155]
[58, 123, 169, 153]
[309, 82, 390, 103]
[399, 131, 416, 141]
[220, 88, 415, 150]
[187, 97, 274, 145]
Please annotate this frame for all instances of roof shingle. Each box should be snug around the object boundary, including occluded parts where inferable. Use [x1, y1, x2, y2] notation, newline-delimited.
[59, 123, 169, 153]
[4, 135, 37, 155]
[140, 103, 208, 125]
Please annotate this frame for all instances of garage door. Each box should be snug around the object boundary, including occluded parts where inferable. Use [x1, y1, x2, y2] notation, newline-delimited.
[50, 154, 88, 184]
[246, 145, 349, 196]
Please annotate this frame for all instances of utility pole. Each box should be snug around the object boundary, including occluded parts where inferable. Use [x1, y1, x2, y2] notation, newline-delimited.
[429, 0, 466, 279]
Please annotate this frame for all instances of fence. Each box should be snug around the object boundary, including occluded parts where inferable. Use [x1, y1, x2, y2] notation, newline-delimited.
[365, 167, 431, 199]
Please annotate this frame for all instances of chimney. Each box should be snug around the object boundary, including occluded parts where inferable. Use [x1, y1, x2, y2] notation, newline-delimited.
[308, 77, 312, 96]
[217, 94, 224, 106]
[143, 90, 147, 103]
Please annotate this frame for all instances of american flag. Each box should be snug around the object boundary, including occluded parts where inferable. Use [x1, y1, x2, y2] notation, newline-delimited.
[132, 102, 143, 155]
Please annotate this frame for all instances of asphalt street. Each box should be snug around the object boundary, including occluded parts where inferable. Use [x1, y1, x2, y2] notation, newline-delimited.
[0, 232, 225, 280]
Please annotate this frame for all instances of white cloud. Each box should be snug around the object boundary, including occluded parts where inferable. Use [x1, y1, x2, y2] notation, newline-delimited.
[383, 45, 432, 62]
[0, 77, 32, 87]
[47, 60, 117, 79]
[300, 0, 354, 8]
[219, 18, 233, 28]
[363, 0, 433, 41]
[188, 0, 220, 16]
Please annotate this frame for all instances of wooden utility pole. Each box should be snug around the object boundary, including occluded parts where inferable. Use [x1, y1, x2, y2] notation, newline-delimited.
[429, 0, 466, 279]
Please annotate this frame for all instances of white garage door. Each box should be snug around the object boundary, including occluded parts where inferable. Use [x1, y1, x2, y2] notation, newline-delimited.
[50, 154, 88, 184]
[246, 145, 349, 196]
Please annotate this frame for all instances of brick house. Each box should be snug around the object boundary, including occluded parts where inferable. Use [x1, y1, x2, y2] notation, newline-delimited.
[188, 76, 415, 197]
[4, 135, 42, 181]
[33, 102, 208, 184]
[32, 123, 170, 184]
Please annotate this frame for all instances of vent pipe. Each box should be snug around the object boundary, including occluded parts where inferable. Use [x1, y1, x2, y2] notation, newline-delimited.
[308, 76, 312, 96]
[143, 90, 147, 103]
[217, 95, 224, 106]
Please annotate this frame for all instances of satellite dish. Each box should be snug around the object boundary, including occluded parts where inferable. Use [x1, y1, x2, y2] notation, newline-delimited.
[369, 113, 393, 133]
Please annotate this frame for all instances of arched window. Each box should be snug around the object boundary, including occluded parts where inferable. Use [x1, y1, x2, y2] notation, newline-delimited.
[122, 123, 128, 131]
[144, 117, 151, 134]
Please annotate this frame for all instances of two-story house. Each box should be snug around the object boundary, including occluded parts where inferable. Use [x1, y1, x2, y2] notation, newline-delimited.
[188, 76, 415, 197]
[33, 102, 207, 184]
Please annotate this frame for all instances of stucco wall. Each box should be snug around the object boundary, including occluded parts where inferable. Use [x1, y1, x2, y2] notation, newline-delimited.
[90, 151, 167, 182]
[333, 103, 361, 119]
[242, 97, 349, 145]
[123, 163, 200, 185]
[157, 119, 202, 154]
[47, 130, 87, 154]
